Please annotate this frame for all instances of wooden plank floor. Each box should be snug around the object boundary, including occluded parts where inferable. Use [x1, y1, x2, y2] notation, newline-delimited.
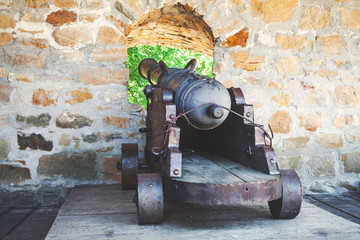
[46, 185, 360, 240]
[0, 205, 60, 240]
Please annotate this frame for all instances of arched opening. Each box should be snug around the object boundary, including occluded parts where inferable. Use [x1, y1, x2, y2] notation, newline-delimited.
[125, 4, 215, 107]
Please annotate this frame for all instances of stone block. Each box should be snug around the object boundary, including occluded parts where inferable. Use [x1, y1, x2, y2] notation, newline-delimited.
[0, 33, 13, 46]
[91, 47, 127, 62]
[17, 133, 53, 151]
[316, 133, 343, 148]
[96, 26, 125, 44]
[101, 156, 121, 181]
[105, 14, 125, 32]
[19, 38, 48, 49]
[46, 10, 77, 26]
[275, 34, 314, 51]
[127, 132, 145, 140]
[0, 165, 31, 183]
[100, 88, 128, 103]
[283, 136, 310, 150]
[26, 0, 48, 8]
[0, 14, 15, 29]
[0, 85, 12, 102]
[8, 73, 34, 82]
[65, 88, 92, 105]
[32, 89, 57, 106]
[250, 0, 297, 23]
[114, 0, 138, 20]
[341, 152, 360, 173]
[56, 111, 93, 128]
[229, 51, 265, 71]
[299, 6, 331, 30]
[20, 12, 44, 22]
[81, 0, 103, 9]
[16, 113, 51, 127]
[103, 116, 130, 128]
[37, 152, 97, 180]
[318, 35, 344, 55]
[298, 112, 322, 132]
[277, 155, 301, 171]
[59, 133, 71, 146]
[0, 138, 8, 160]
[80, 13, 99, 23]
[82, 133, 123, 142]
[309, 156, 335, 177]
[121, 104, 143, 112]
[6, 54, 47, 68]
[96, 147, 113, 153]
[54, 0, 77, 8]
[276, 56, 300, 76]
[57, 50, 84, 62]
[340, 7, 360, 30]
[268, 110, 291, 134]
[221, 27, 248, 48]
[18, 28, 44, 35]
[335, 86, 360, 107]
[76, 68, 129, 85]
[53, 27, 92, 47]
[334, 115, 353, 129]
[271, 93, 291, 107]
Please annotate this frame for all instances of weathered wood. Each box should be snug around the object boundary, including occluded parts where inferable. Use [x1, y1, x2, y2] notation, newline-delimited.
[46, 185, 360, 240]
[2, 206, 60, 240]
[177, 151, 278, 184]
[0, 206, 36, 239]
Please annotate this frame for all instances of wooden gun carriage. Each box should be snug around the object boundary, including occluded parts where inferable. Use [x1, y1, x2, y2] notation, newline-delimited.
[119, 58, 302, 224]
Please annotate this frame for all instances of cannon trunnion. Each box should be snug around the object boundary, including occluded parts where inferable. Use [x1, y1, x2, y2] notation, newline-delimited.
[120, 59, 302, 224]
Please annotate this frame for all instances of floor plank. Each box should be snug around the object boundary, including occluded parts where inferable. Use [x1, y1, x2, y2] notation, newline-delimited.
[46, 185, 360, 240]
[2, 206, 60, 240]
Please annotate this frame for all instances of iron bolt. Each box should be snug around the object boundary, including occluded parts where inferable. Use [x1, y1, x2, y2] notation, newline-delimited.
[270, 159, 275, 164]
[246, 112, 251, 118]
[149, 183, 153, 188]
[173, 169, 180, 175]
[169, 114, 175, 119]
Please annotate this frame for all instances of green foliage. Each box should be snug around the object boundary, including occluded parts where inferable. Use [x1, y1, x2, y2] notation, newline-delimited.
[125, 45, 214, 108]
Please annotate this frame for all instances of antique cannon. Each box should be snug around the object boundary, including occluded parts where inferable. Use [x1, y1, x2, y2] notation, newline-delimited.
[120, 58, 302, 224]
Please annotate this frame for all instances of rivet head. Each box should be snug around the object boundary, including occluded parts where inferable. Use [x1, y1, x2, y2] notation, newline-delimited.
[270, 159, 275, 164]
[173, 169, 180, 175]
[169, 114, 175, 119]
[246, 112, 251, 117]
[149, 183, 153, 188]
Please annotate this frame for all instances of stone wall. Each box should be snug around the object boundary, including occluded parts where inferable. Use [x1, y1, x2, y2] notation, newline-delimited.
[0, 0, 359, 204]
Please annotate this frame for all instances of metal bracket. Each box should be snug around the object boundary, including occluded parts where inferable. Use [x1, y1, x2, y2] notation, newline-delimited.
[165, 104, 176, 122]
[165, 148, 182, 178]
[165, 125, 182, 178]
[264, 146, 280, 175]
[255, 125, 265, 146]
[243, 104, 254, 125]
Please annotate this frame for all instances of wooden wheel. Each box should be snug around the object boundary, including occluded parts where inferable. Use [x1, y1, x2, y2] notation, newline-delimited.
[268, 170, 302, 219]
[121, 144, 138, 190]
[137, 173, 164, 225]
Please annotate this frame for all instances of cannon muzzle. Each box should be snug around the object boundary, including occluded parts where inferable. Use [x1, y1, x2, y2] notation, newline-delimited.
[139, 58, 231, 130]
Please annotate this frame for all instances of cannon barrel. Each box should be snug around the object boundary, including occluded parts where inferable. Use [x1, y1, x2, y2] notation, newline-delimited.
[139, 58, 231, 130]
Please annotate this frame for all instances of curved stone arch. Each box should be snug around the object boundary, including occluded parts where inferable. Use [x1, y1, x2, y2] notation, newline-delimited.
[114, 0, 248, 56]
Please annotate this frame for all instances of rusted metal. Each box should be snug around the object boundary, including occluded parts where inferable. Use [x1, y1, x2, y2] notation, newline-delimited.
[163, 176, 282, 205]
[268, 170, 302, 219]
[137, 173, 164, 224]
[121, 144, 138, 190]
[264, 146, 280, 175]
